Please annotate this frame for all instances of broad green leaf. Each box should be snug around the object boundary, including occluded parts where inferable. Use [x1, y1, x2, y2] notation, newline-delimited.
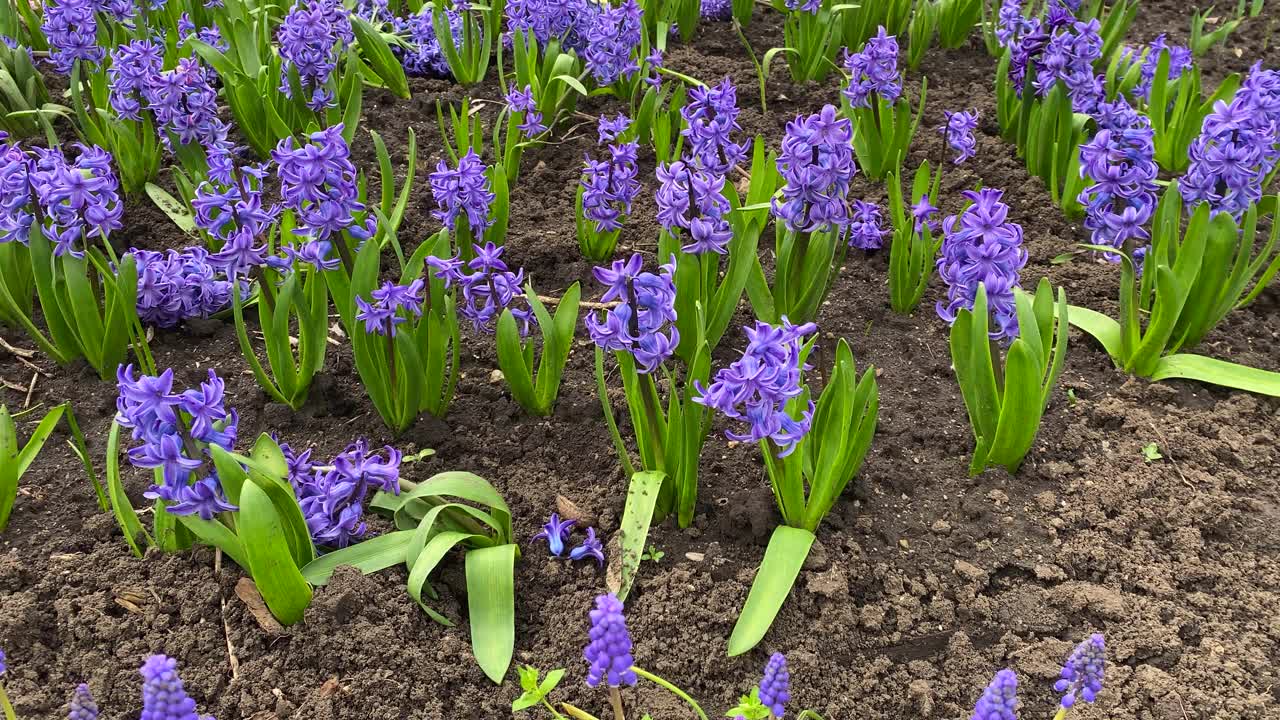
[616, 471, 664, 602]
[145, 183, 196, 233]
[239, 481, 313, 625]
[466, 543, 517, 683]
[104, 422, 150, 557]
[1151, 354, 1280, 396]
[1065, 304, 1124, 361]
[727, 526, 815, 656]
[301, 529, 414, 584]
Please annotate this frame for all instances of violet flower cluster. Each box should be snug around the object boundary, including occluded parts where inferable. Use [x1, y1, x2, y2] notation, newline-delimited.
[1122, 34, 1193, 101]
[995, 0, 1033, 48]
[941, 110, 979, 164]
[430, 149, 495, 235]
[971, 668, 1019, 720]
[277, 0, 354, 111]
[848, 200, 887, 250]
[0, 139, 33, 245]
[141, 56, 236, 167]
[701, 0, 731, 20]
[193, 164, 281, 275]
[68, 683, 98, 720]
[356, 279, 425, 336]
[581, 116, 640, 234]
[132, 248, 235, 329]
[272, 125, 375, 269]
[394, 8, 461, 79]
[1182, 64, 1280, 218]
[1055, 634, 1106, 709]
[504, 0, 599, 53]
[107, 39, 164, 121]
[935, 188, 1028, 342]
[140, 654, 211, 720]
[1024, 17, 1103, 113]
[656, 160, 733, 255]
[42, 0, 103, 74]
[842, 27, 902, 108]
[1078, 98, 1158, 259]
[584, 593, 637, 688]
[681, 78, 747, 175]
[178, 13, 229, 52]
[583, 0, 642, 87]
[506, 85, 548, 136]
[281, 439, 402, 548]
[28, 144, 125, 258]
[585, 253, 680, 373]
[532, 513, 604, 566]
[428, 242, 532, 335]
[771, 105, 857, 233]
[694, 319, 816, 456]
[758, 653, 791, 717]
[115, 365, 239, 521]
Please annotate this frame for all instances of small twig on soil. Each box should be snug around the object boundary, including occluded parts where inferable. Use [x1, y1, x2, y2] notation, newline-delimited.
[0, 376, 26, 392]
[23, 373, 37, 408]
[216, 549, 242, 680]
[0, 335, 35, 358]
[1148, 422, 1192, 488]
[537, 294, 619, 310]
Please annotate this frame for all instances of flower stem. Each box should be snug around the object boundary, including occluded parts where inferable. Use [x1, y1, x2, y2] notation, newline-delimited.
[608, 686, 626, 720]
[1051, 708, 1069, 720]
[632, 666, 708, 720]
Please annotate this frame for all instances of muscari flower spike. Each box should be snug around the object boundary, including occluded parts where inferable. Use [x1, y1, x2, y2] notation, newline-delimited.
[282, 438, 402, 548]
[584, 593, 638, 688]
[533, 513, 575, 556]
[1055, 633, 1105, 708]
[971, 668, 1018, 720]
[772, 105, 857, 234]
[843, 26, 902, 108]
[140, 654, 209, 720]
[935, 188, 1027, 342]
[68, 683, 98, 720]
[585, 253, 680, 374]
[941, 110, 979, 165]
[758, 653, 791, 717]
[569, 527, 605, 567]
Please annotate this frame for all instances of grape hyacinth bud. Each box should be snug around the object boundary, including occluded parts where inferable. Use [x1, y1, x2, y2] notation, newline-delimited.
[68, 683, 98, 720]
[428, 242, 532, 334]
[935, 188, 1027, 342]
[42, 0, 104, 74]
[941, 110, 979, 164]
[570, 527, 605, 566]
[533, 513, 575, 556]
[131, 248, 235, 329]
[108, 39, 163, 121]
[584, 593, 638, 688]
[29, 144, 124, 258]
[1054, 634, 1105, 708]
[758, 653, 791, 717]
[694, 319, 816, 456]
[842, 27, 902, 108]
[394, 8, 461, 78]
[581, 122, 640, 235]
[506, 84, 548, 136]
[283, 439, 401, 548]
[140, 655, 207, 720]
[1078, 98, 1157, 260]
[772, 105, 857, 233]
[585, 253, 680, 373]
[277, 0, 354, 111]
[1182, 64, 1280, 218]
[681, 77, 747, 174]
[430, 149, 495, 235]
[971, 669, 1018, 720]
[584, 0, 642, 86]
[655, 160, 732, 255]
[848, 200, 887, 250]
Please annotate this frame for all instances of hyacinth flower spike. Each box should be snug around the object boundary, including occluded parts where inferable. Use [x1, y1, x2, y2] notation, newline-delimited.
[842, 27, 925, 180]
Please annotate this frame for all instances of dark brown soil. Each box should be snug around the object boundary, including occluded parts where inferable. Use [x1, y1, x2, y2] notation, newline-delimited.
[3, 3, 1280, 719]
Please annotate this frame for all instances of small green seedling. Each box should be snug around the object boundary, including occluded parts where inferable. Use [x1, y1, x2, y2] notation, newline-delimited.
[1142, 443, 1163, 463]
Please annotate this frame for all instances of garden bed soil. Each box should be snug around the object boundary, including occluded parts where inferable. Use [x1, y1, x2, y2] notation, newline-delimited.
[2, 2, 1280, 718]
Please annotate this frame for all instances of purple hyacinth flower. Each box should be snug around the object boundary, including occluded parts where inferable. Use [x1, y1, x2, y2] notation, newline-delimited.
[130, 247, 234, 329]
[140, 654, 205, 720]
[1054, 634, 1105, 708]
[758, 653, 791, 717]
[430, 149, 495, 234]
[582, 126, 640, 235]
[771, 105, 857, 234]
[68, 683, 98, 720]
[584, 0, 642, 87]
[911, 195, 940, 233]
[848, 200, 887, 250]
[428, 243, 531, 335]
[569, 527, 605, 567]
[941, 110, 979, 164]
[655, 160, 732, 255]
[277, 0, 353, 111]
[167, 476, 238, 520]
[584, 593, 638, 688]
[506, 84, 548, 136]
[585, 254, 679, 373]
[1078, 97, 1157, 260]
[356, 279, 425, 337]
[681, 77, 747, 174]
[0, 647, 6, 674]
[935, 188, 1027, 342]
[394, 7, 461, 79]
[843, 26, 902, 108]
[597, 114, 632, 144]
[287, 439, 401, 548]
[533, 513, 575, 556]
[971, 669, 1019, 720]
[701, 0, 731, 20]
[42, 0, 104, 74]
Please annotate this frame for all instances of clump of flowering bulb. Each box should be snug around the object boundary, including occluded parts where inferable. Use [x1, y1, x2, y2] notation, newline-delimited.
[140, 655, 213, 720]
[578, 115, 640, 260]
[584, 593, 638, 688]
[843, 26, 902, 108]
[29, 144, 124, 258]
[772, 105, 856, 234]
[281, 439, 401, 548]
[1181, 64, 1280, 219]
[107, 39, 164, 121]
[272, 124, 375, 270]
[680, 78, 747, 175]
[67, 683, 98, 720]
[848, 200, 887, 251]
[695, 319, 815, 456]
[42, 0, 104, 74]
[131, 248, 235, 329]
[971, 669, 1019, 720]
[1055, 634, 1106, 709]
[115, 365, 239, 520]
[586, 254, 680, 373]
[428, 242, 532, 334]
[277, 0, 354, 111]
[656, 160, 732, 256]
[395, 8, 461, 78]
[940, 110, 979, 164]
[1078, 98, 1158, 261]
[936, 188, 1027, 342]
[584, 0, 642, 88]
[430, 149, 496, 238]
[504, 0, 600, 53]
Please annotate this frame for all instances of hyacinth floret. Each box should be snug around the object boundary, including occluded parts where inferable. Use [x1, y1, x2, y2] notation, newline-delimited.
[283, 439, 401, 547]
[1055, 634, 1106, 708]
[971, 669, 1019, 720]
[42, 0, 103, 74]
[395, 7, 461, 78]
[848, 200, 887, 250]
[771, 105, 857, 234]
[584, 593, 638, 688]
[29, 144, 124, 258]
[584, 0, 642, 86]
[941, 110, 979, 164]
[585, 253, 680, 373]
[842, 27, 902, 108]
[681, 77, 747, 174]
[427, 242, 532, 334]
[132, 248, 234, 329]
[758, 653, 791, 717]
[570, 527, 605, 566]
[1078, 97, 1158, 260]
[935, 188, 1027, 342]
[581, 121, 640, 235]
[355, 279, 426, 336]
[694, 319, 816, 456]
[278, 0, 354, 110]
[68, 683, 99, 720]
[533, 513, 575, 556]
[655, 160, 732, 255]
[430, 149, 495, 234]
